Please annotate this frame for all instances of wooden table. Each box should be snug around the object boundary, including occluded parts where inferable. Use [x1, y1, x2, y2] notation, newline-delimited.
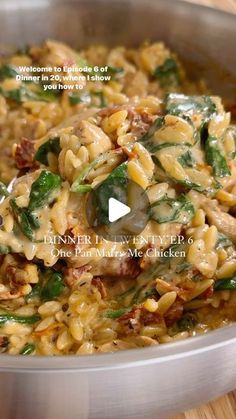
[171, 1, 236, 418]
[183, 0, 236, 13]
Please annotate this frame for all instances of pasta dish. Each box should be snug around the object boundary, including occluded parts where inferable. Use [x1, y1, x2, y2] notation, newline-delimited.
[0, 40, 235, 356]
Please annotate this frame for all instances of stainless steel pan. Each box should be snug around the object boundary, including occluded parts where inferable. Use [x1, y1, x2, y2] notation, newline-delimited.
[0, 1, 236, 418]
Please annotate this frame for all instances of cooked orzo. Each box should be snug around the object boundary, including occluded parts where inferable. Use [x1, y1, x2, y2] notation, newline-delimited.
[0, 40, 236, 356]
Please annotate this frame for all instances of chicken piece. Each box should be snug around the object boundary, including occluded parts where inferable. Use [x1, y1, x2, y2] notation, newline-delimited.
[63, 265, 92, 288]
[202, 200, 236, 243]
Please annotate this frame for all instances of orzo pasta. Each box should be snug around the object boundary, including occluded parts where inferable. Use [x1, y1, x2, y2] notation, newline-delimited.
[0, 40, 236, 356]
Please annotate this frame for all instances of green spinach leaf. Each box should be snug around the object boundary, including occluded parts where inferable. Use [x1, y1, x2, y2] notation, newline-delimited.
[40, 271, 65, 301]
[91, 91, 107, 108]
[174, 313, 197, 332]
[214, 277, 236, 290]
[0, 245, 12, 255]
[138, 117, 164, 153]
[149, 194, 195, 224]
[165, 94, 217, 121]
[178, 150, 196, 168]
[0, 181, 9, 198]
[91, 163, 128, 225]
[35, 137, 61, 165]
[0, 84, 59, 103]
[71, 152, 112, 193]
[0, 64, 18, 80]
[153, 58, 179, 86]
[28, 170, 61, 211]
[216, 232, 233, 249]
[68, 91, 90, 106]
[175, 261, 192, 273]
[10, 199, 36, 241]
[25, 271, 65, 302]
[19, 343, 36, 355]
[106, 66, 124, 80]
[0, 312, 41, 325]
[104, 308, 129, 319]
[205, 135, 230, 177]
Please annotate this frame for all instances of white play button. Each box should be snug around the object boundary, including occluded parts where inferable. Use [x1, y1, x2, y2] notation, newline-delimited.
[86, 177, 150, 241]
[108, 197, 131, 223]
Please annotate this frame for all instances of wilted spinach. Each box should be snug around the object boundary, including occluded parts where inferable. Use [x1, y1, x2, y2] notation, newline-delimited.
[214, 277, 236, 290]
[35, 137, 61, 165]
[10, 199, 38, 241]
[10, 171, 61, 240]
[205, 135, 230, 177]
[149, 194, 195, 224]
[28, 170, 62, 211]
[153, 58, 179, 86]
[138, 117, 164, 153]
[19, 343, 36, 355]
[0, 182, 9, 198]
[216, 232, 233, 249]
[0, 64, 18, 80]
[0, 312, 41, 325]
[71, 152, 111, 193]
[91, 163, 128, 225]
[165, 94, 217, 121]
[0, 245, 12, 255]
[68, 91, 91, 106]
[104, 308, 129, 319]
[91, 91, 107, 108]
[177, 150, 196, 168]
[25, 270, 66, 302]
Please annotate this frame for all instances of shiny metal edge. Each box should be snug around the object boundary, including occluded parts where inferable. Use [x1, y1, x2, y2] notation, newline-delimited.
[176, 0, 236, 18]
[0, 0, 234, 18]
[1, 0, 236, 41]
[0, 324, 236, 371]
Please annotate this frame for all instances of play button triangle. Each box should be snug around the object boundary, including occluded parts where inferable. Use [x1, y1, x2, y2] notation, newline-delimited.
[108, 197, 131, 223]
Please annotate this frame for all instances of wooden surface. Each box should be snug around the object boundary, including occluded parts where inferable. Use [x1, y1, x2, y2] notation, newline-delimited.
[170, 1, 236, 418]
[172, 393, 236, 419]
[183, 0, 236, 13]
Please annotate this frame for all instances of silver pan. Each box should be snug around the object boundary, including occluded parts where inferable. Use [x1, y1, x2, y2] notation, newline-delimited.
[0, 1, 236, 418]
